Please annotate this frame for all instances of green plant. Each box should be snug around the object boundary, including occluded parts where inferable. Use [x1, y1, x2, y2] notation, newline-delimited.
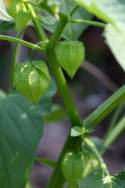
[0, 0, 125, 188]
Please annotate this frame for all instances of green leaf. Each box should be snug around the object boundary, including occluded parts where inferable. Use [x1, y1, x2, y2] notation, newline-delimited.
[78, 170, 125, 188]
[55, 41, 85, 78]
[41, 0, 92, 40]
[0, 0, 13, 21]
[79, 170, 125, 188]
[13, 60, 51, 103]
[0, 93, 43, 188]
[6, 0, 30, 30]
[104, 24, 125, 71]
[71, 127, 85, 137]
[62, 152, 87, 184]
[62, 147, 99, 187]
[15, 11, 30, 30]
[115, 170, 125, 181]
[0, 21, 15, 32]
[74, 0, 125, 31]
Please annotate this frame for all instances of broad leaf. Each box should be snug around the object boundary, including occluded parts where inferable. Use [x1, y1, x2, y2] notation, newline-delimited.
[0, 0, 13, 21]
[0, 93, 43, 188]
[104, 24, 125, 71]
[74, 0, 125, 31]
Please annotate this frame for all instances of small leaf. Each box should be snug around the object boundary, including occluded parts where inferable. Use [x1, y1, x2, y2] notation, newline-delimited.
[62, 148, 99, 186]
[71, 127, 85, 137]
[0, 93, 43, 188]
[62, 152, 86, 185]
[104, 24, 125, 71]
[15, 11, 30, 30]
[13, 60, 51, 103]
[6, 0, 30, 30]
[0, 0, 13, 21]
[55, 41, 85, 78]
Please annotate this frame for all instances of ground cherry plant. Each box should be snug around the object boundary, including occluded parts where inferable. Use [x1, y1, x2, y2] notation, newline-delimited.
[0, 0, 125, 188]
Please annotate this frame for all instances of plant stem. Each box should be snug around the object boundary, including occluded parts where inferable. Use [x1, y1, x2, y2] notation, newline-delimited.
[47, 135, 81, 188]
[48, 5, 79, 49]
[10, 30, 24, 89]
[47, 51, 82, 126]
[71, 19, 106, 28]
[84, 137, 113, 188]
[23, 1, 48, 42]
[48, 16, 67, 49]
[84, 137, 110, 177]
[84, 84, 125, 129]
[0, 35, 42, 51]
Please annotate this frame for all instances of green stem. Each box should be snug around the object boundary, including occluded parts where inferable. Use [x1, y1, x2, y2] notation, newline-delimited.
[84, 84, 125, 129]
[47, 135, 81, 188]
[48, 5, 79, 49]
[104, 116, 125, 149]
[48, 16, 67, 49]
[10, 30, 24, 89]
[84, 137, 110, 177]
[71, 19, 106, 28]
[48, 51, 82, 126]
[23, 1, 48, 42]
[0, 35, 42, 51]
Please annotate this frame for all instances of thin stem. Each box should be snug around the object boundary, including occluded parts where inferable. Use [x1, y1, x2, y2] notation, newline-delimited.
[23, 1, 48, 42]
[0, 35, 43, 51]
[48, 17, 67, 49]
[48, 52, 82, 126]
[104, 116, 125, 149]
[71, 19, 106, 28]
[83, 137, 107, 173]
[48, 5, 79, 49]
[84, 137, 110, 177]
[10, 30, 24, 89]
[47, 134, 81, 188]
[84, 84, 125, 129]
